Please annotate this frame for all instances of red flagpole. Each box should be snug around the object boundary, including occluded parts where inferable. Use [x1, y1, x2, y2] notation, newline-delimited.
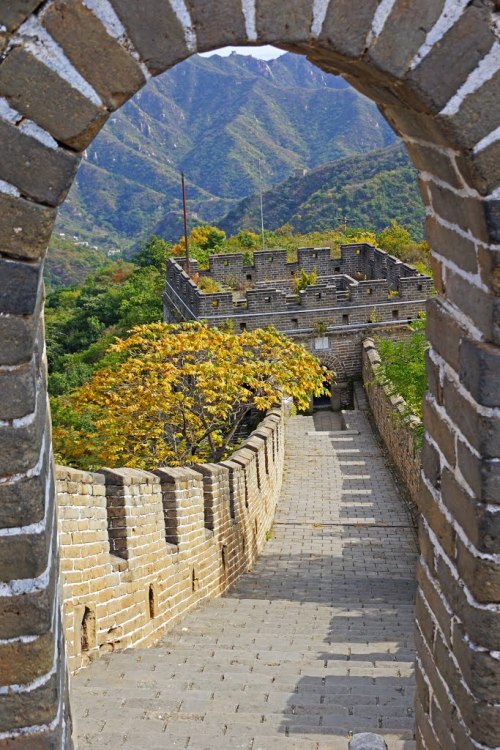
[181, 172, 190, 276]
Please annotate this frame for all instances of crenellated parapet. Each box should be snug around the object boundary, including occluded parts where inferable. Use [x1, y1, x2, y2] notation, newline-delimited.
[57, 408, 285, 674]
[164, 244, 432, 351]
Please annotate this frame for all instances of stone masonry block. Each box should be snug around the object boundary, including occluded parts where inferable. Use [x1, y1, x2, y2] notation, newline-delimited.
[381, 103, 457, 149]
[417, 479, 455, 560]
[405, 141, 463, 190]
[0, 673, 59, 733]
[445, 269, 498, 344]
[441, 468, 500, 555]
[415, 611, 455, 719]
[0, 46, 108, 151]
[459, 338, 500, 408]
[443, 376, 500, 459]
[0, 479, 53, 581]
[457, 437, 500, 505]
[434, 550, 498, 651]
[425, 215, 478, 275]
[0, 119, 80, 206]
[0, 630, 54, 686]
[448, 71, 500, 153]
[101, 467, 159, 487]
[0, 719, 67, 749]
[415, 699, 440, 750]
[428, 181, 488, 243]
[452, 622, 500, 703]
[109, 0, 191, 75]
[42, 0, 146, 111]
[485, 198, 500, 244]
[406, 3, 496, 113]
[0, 361, 36, 420]
[0, 556, 56, 638]
[318, 0, 378, 59]
[0, 192, 56, 261]
[0, 258, 42, 316]
[0, 386, 47, 476]
[0, 445, 48, 527]
[255, 0, 313, 42]
[422, 394, 456, 468]
[453, 682, 500, 747]
[421, 435, 441, 490]
[415, 586, 436, 648]
[416, 555, 453, 645]
[368, 0, 444, 79]
[186, 0, 246, 52]
[425, 349, 442, 408]
[0, 1, 41, 32]
[0, 300, 42, 366]
[472, 140, 500, 196]
[456, 535, 500, 604]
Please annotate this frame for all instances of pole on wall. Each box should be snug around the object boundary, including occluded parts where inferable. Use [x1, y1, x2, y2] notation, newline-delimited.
[181, 172, 190, 276]
[258, 159, 265, 251]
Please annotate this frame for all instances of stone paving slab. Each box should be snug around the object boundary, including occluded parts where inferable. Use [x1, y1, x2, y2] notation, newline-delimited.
[72, 409, 418, 750]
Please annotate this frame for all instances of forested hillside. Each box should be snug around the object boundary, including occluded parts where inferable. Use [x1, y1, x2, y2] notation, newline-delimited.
[55, 52, 395, 251]
[220, 142, 424, 240]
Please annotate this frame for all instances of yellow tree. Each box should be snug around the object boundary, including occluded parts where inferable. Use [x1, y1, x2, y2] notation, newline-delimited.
[52, 322, 331, 470]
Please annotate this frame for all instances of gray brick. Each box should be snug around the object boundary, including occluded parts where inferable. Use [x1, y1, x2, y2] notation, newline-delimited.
[0, 192, 56, 261]
[109, 0, 190, 75]
[0, 46, 108, 151]
[42, 0, 146, 111]
[0, 258, 42, 316]
[407, 3, 496, 112]
[255, 0, 313, 42]
[0, 118, 79, 207]
[318, 0, 378, 59]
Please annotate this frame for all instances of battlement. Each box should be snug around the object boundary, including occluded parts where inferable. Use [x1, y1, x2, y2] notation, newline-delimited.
[57, 408, 285, 674]
[164, 244, 432, 336]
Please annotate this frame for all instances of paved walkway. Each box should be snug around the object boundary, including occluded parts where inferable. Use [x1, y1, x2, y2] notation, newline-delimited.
[72, 407, 418, 750]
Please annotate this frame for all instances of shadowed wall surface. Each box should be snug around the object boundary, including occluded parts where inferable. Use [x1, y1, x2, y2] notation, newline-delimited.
[0, 2, 498, 748]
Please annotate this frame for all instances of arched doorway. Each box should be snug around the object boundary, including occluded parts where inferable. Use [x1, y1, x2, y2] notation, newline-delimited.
[0, 3, 498, 747]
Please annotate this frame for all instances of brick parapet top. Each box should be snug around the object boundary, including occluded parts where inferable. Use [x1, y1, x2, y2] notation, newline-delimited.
[166, 244, 431, 322]
[100, 467, 160, 486]
[56, 407, 283, 485]
[55, 464, 104, 484]
[154, 466, 204, 483]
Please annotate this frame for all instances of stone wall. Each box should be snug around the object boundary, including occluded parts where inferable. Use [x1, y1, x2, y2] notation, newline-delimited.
[164, 244, 432, 334]
[0, 2, 499, 748]
[164, 244, 430, 381]
[56, 409, 284, 675]
[362, 338, 421, 524]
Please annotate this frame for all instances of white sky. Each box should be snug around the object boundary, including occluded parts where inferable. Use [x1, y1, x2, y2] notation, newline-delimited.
[201, 46, 285, 60]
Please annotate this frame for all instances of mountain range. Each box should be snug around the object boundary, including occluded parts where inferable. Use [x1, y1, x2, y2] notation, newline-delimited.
[220, 141, 424, 239]
[54, 52, 403, 252]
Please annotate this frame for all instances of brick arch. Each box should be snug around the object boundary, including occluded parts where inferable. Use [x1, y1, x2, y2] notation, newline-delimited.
[0, 2, 498, 748]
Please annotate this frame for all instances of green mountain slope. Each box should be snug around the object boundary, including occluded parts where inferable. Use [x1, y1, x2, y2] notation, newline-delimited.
[55, 52, 395, 250]
[45, 236, 109, 291]
[219, 142, 425, 240]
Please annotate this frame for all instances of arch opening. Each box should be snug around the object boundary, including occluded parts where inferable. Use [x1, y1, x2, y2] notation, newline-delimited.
[0, 3, 498, 749]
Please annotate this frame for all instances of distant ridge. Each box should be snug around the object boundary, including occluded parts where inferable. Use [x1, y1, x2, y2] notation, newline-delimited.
[55, 52, 396, 251]
[217, 141, 424, 240]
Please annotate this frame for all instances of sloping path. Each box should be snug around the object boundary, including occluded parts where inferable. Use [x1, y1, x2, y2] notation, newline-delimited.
[72, 406, 418, 750]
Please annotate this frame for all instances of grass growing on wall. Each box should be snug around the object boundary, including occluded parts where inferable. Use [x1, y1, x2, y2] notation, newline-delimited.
[374, 316, 428, 441]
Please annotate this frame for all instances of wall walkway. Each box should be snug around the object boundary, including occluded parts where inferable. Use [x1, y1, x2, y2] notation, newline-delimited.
[71, 408, 418, 749]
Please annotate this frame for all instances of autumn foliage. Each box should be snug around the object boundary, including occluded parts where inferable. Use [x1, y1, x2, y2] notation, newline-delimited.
[52, 322, 330, 470]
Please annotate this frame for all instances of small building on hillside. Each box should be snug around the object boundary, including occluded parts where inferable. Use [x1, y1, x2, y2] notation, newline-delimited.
[163, 243, 432, 406]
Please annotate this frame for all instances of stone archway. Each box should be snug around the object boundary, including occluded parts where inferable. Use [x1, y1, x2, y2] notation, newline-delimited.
[0, 2, 498, 747]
